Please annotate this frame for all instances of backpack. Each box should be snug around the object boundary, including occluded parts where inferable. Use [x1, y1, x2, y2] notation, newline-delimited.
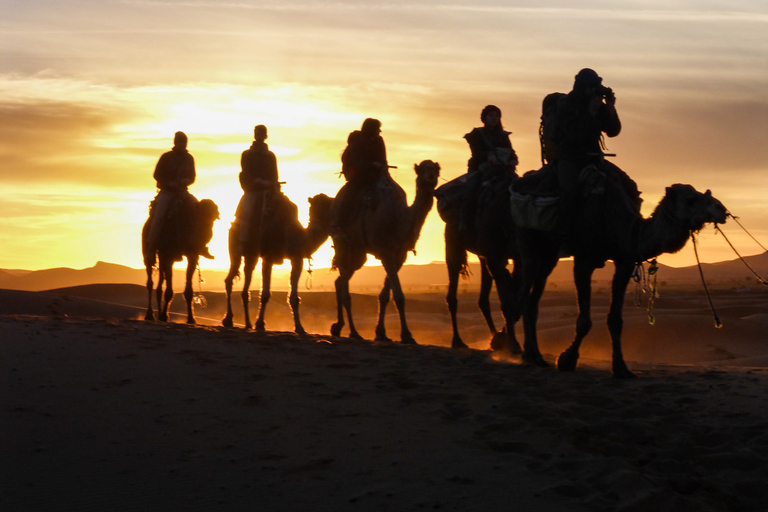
[539, 92, 567, 165]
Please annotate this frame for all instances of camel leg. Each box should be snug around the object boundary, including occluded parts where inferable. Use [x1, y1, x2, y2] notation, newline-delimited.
[330, 275, 346, 337]
[158, 261, 174, 323]
[383, 259, 416, 345]
[478, 259, 498, 335]
[479, 258, 513, 352]
[183, 256, 199, 325]
[445, 227, 469, 349]
[520, 260, 553, 365]
[255, 259, 272, 332]
[288, 257, 306, 335]
[222, 259, 240, 328]
[374, 277, 393, 342]
[486, 258, 524, 356]
[607, 262, 636, 379]
[557, 258, 595, 372]
[241, 255, 257, 330]
[332, 272, 363, 340]
[145, 264, 155, 321]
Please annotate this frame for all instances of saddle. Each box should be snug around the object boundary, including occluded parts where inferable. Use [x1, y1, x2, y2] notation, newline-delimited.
[149, 194, 199, 261]
[509, 162, 640, 232]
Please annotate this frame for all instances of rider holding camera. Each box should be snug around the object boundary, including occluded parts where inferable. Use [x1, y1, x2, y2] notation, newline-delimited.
[550, 68, 637, 238]
[554, 68, 621, 165]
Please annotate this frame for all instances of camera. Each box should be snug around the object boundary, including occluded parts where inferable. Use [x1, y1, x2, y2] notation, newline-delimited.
[596, 85, 613, 98]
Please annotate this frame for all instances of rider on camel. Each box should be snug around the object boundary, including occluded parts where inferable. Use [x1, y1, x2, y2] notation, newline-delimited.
[331, 118, 390, 237]
[458, 105, 518, 234]
[148, 131, 213, 259]
[236, 124, 280, 252]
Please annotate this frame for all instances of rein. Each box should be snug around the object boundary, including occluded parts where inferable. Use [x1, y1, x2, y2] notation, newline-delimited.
[716, 212, 768, 285]
[691, 231, 722, 328]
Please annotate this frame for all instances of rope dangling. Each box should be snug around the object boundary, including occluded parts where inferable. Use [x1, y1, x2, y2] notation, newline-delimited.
[305, 257, 314, 290]
[691, 232, 722, 328]
[632, 262, 646, 307]
[646, 258, 658, 326]
[194, 264, 208, 308]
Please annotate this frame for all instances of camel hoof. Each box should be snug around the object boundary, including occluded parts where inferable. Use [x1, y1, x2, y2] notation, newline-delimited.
[489, 332, 506, 351]
[375, 328, 392, 343]
[255, 321, 266, 332]
[295, 327, 307, 336]
[451, 337, 469, 349]
[557, 349, 578, 372]
[400, 337, 418, 345]
[349, 331, 365, 341]
[330, 323, 343, 337]
[159, 313, 169, 322]
[187, 318, 196, 325]
[222, 316, 234, 328]
[144, 312, 155, 322]
[612, 363, 637, 379]
[523, 352, 549, 368]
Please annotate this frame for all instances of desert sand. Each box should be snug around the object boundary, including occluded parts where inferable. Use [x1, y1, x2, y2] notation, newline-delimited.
[3, 284, 768, 511]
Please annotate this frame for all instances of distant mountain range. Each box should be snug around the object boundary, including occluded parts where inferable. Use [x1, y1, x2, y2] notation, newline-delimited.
[2, 253, 768, 293]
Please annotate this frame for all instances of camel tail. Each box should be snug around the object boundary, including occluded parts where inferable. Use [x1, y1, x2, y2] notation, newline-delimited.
[459, 260, 470, 280]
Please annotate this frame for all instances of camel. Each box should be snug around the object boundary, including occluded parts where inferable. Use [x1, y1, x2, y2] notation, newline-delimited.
[221, 192, 334, 334]
[142, 198, 220, 324]
[513, 170, 727, 378]
[435, 174, 523, 351]
[330, 160, 441, 343]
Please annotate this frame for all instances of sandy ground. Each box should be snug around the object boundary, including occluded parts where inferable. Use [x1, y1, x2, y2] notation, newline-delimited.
[3, 286, 768, 511]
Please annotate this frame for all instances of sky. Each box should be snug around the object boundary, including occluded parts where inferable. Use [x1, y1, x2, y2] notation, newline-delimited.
[1, 0, 767, 273]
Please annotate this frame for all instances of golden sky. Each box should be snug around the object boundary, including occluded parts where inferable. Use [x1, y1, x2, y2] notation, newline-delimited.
[2, 1, 767, 271]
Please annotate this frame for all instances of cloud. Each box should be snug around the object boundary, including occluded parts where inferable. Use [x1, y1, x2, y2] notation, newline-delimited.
[0, 99, 157, 188]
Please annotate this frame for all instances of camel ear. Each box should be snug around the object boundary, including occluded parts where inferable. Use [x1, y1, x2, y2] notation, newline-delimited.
[414, 163, 419, 174]
[308, 197, 312, 204]
[705, 189, 712, 197]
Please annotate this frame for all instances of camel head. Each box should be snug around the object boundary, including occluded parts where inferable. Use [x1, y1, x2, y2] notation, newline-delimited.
[661, 184, 727, 231]
[198, 198, 221, 224]
[308, 193, 334, 228]
[414, 160, 441, 191]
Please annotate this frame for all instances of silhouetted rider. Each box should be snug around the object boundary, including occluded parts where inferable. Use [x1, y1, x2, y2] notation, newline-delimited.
[459, 105, 518, 233]
[236, 124, 279, 250]
[331, 118, 390, 236]
[148, 131, 212, 258]
[551, 69, 638, 234]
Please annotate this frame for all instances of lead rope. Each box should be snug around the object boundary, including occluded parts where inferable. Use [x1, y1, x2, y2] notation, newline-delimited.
[727, 211, 768, 252]
[691, 231, 721, 328]
[716, 213, 768, 285]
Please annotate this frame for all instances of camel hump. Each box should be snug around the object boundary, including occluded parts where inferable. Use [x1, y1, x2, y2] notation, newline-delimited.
[435, 174, 468, 223]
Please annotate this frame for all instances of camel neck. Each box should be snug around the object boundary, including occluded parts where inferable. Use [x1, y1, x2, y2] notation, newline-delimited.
[403, 178, 435, 250]
[635, 204, 691, 263]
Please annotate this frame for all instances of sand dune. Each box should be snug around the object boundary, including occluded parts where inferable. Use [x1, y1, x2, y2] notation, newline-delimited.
[3, 285, 768, 511]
